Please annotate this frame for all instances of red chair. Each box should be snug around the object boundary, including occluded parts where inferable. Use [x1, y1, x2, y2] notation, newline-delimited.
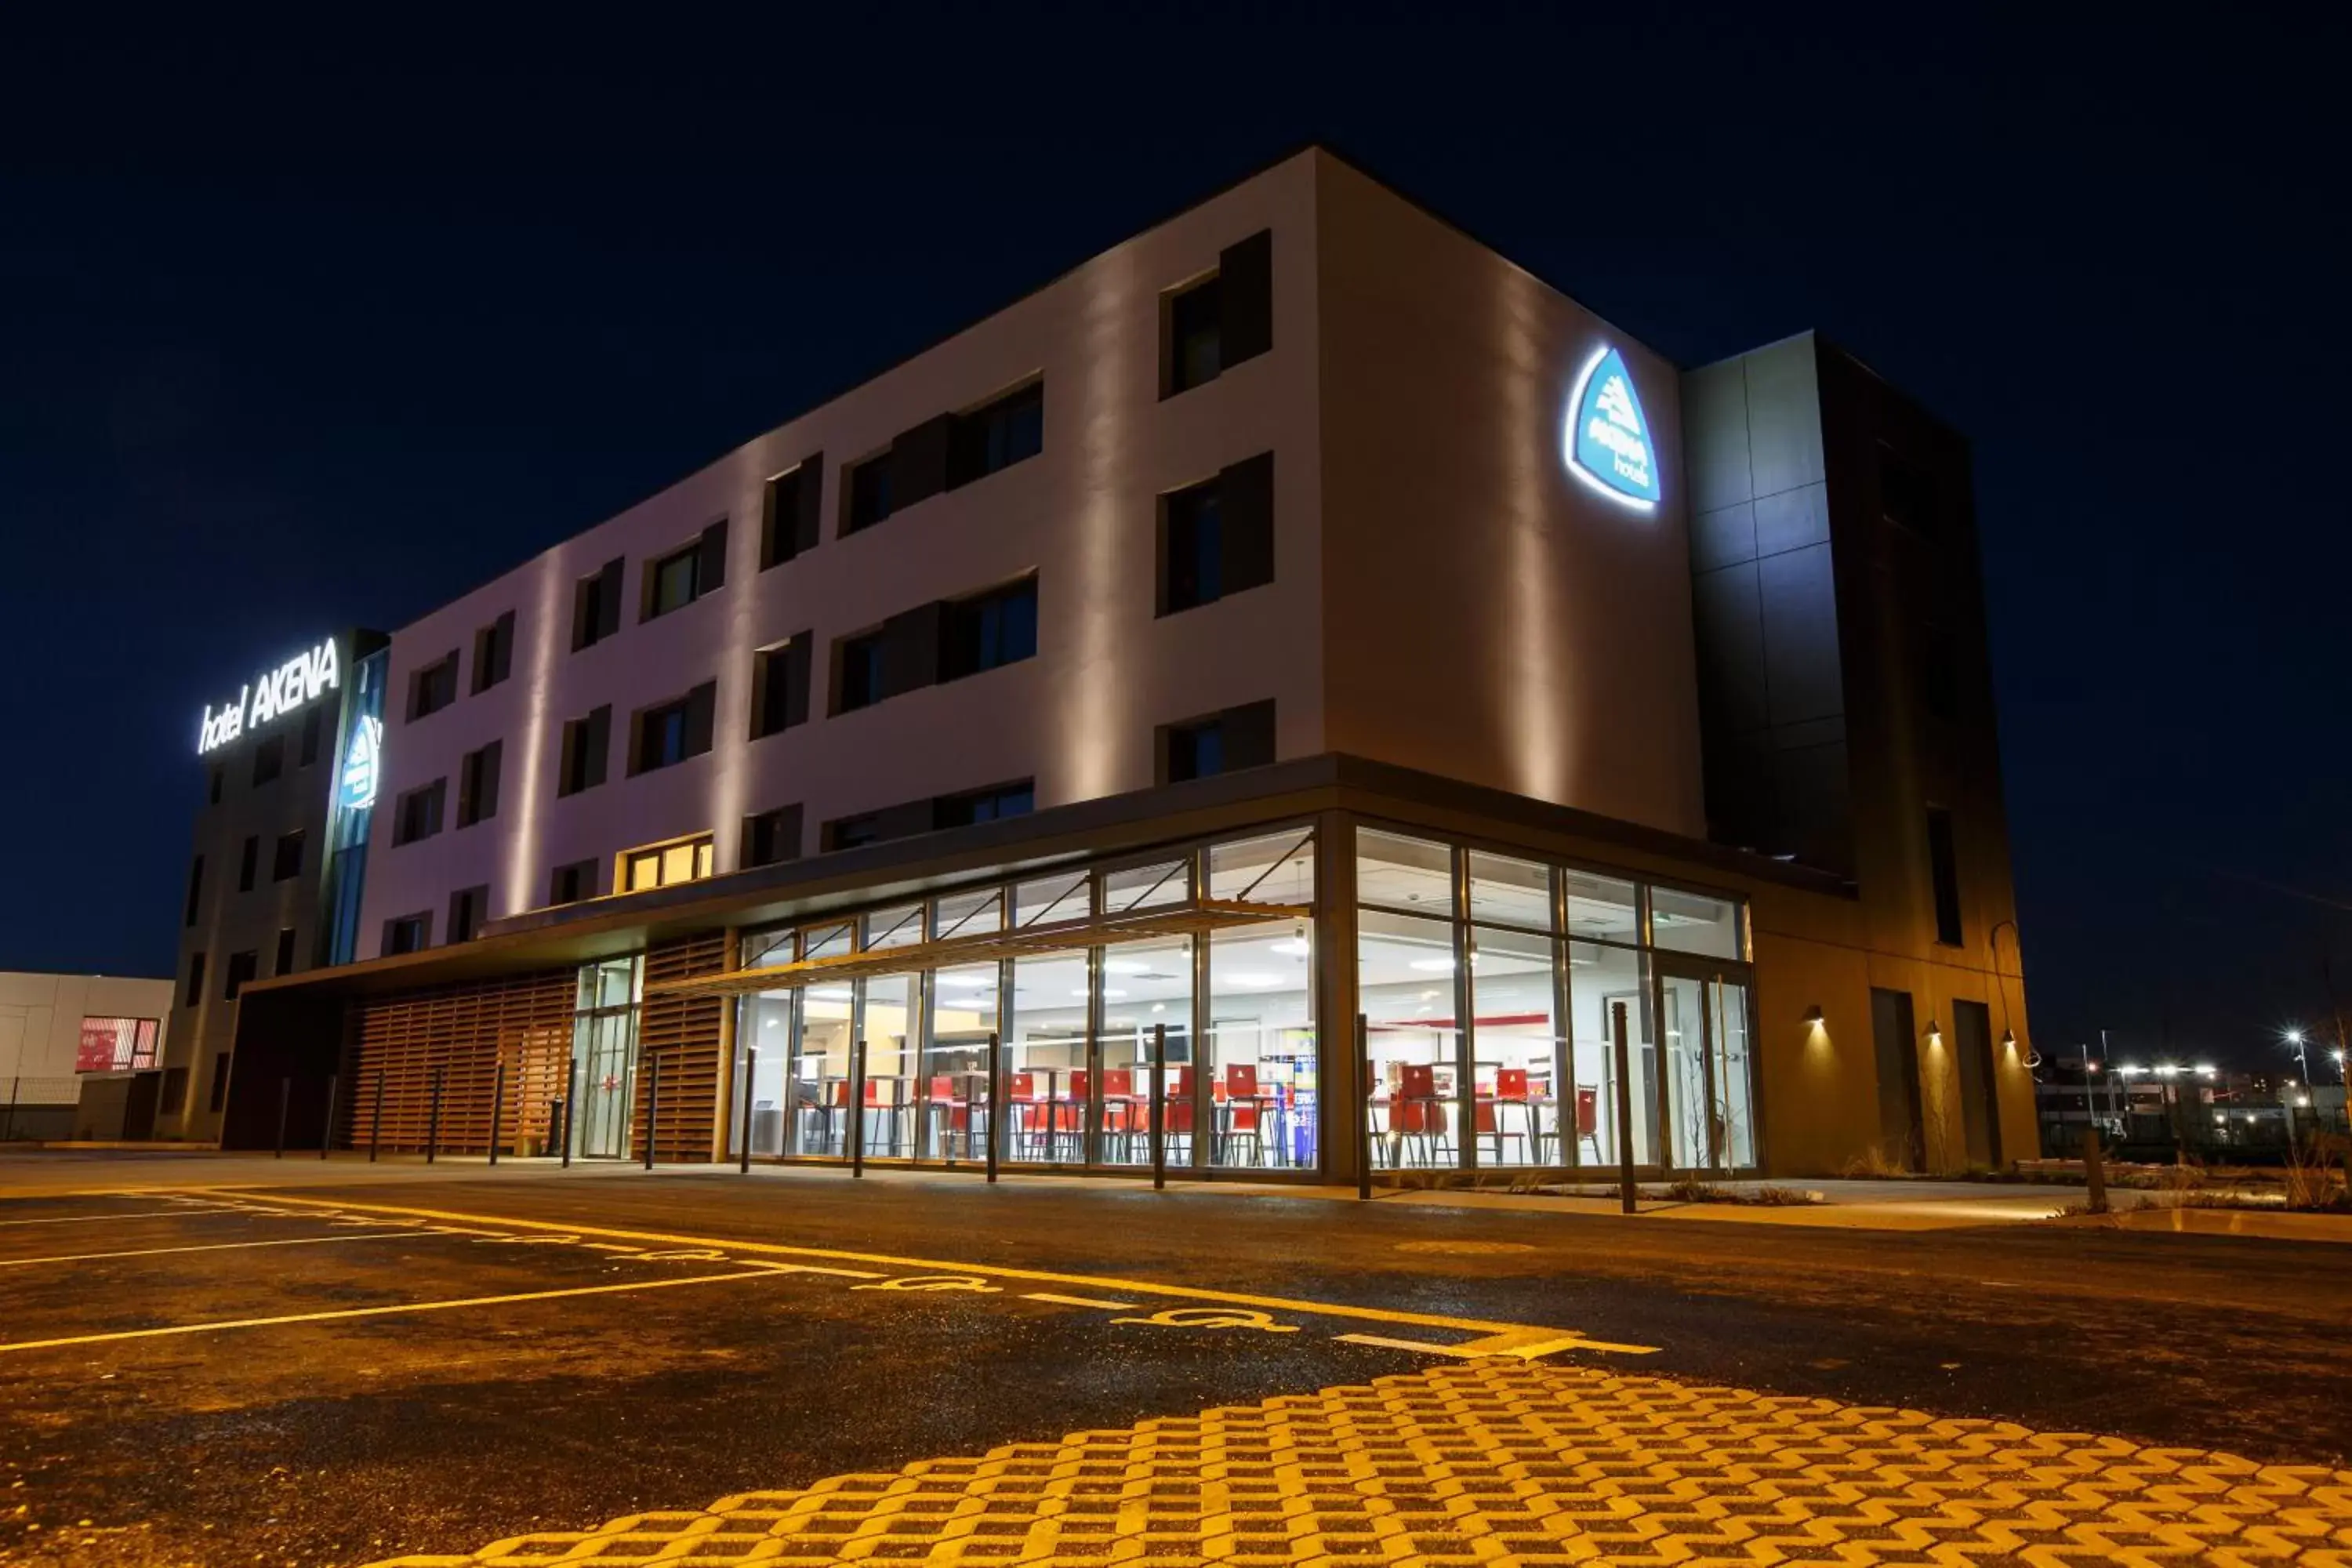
[1395, 1062, 1451, 1167]
[1486, 1068, 1533, 1164]
[1218, 1063, 1264, 1165]
[1007, 1072, 1047, 1160]
[1100, 1069, 1138, 1159]
[1576, 1086, 1601, 1163]
[1166, 1067, 1195, 1162]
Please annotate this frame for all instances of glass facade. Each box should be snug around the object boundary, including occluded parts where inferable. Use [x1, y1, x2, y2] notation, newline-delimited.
[568, 955, 643, 1160]
[715, 817, 1748, 1179]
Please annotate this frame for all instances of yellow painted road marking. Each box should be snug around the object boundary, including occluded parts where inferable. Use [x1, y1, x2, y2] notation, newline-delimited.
[1022, 1291, 1136, 1309]
[0, 1269, 785, 1355]
[0, 1232, 412, 1269]
[187, 1188, 1656, 1355]
[0, 1210, 236, 1228]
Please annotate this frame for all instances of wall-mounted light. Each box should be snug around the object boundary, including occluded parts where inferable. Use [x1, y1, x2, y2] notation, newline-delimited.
[1802, 1005, 1824, 1025]
[1924, 1019, 1943, 1043]
[2000, 1029, 2016, 1050]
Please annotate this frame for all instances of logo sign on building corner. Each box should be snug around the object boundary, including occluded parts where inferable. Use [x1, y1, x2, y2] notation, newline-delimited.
[195, 638, 341, 755]
[1563, 346, 1660, 510]
[339, 713, 383, 813]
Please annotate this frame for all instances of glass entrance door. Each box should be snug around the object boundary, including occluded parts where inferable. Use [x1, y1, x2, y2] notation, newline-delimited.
[1654, 960, 1757, 1172]
[569, 956, 642, 1160]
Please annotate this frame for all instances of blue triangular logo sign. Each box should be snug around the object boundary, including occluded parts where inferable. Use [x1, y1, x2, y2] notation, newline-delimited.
[1565, 347, 1660, 509]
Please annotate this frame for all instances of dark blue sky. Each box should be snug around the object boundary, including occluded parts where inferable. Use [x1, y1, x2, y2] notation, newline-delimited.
[2, 8, 2344, 1069]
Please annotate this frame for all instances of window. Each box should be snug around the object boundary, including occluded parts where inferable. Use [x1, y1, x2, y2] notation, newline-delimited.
[383, 913, 430, 955]
[1161, 229, 1272, 397]
[274, 925, 298, 976]
[946, 382, 1044, 488]
[184, 952, 205, 1007]
[208, 766, 223, 805]
[252, 734, 284, 786]
[223, 949, 259, 1001]
[159, 1067, 189, 1116]
[837, 630, 886, 713]
[407, 650, 459, 720]
[742, 804, 804, 869]
[941, 576, 1038, 681]
[622, 834, 715, 894]
[238, 835, 259, 892]
[75, 1016, 160, 1072]
[183, 855, 205, 927]
[571, 557, 626, 651]
[1159, 453, 1273, 615]
[207, 1054, 232, 1113]
[457, 739, 503, 828]
[1160, 700, 1276, 783]
[630, 682, 717, 775]
[643, 519, 728, 621]
[1920, 622, 1959, 722]
[760, 458, 823, 568]
[448, 884, 489, 942]
[751, 635, 813, 740]
[557, 706, 611, 796]
[844, 455, 893, 534]
[829, 812, 884, 851]
[299, 707, 323, 768]
[472, 609, 516, 693]
[271, 829, 305, 882]
[548, 858, 598, 906]
[392, 778, 447, 846]
[1879, 442, 1941, 542]
[1926, 808, 1963, 946]
[935, 782, 1033, 829]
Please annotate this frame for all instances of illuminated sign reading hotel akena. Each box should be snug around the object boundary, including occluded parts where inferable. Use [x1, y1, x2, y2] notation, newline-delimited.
[196, 638, 341, 755]
[1563, 346, 1660, 510]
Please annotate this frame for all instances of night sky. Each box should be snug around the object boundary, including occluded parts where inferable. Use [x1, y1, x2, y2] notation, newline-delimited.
[3, 10, 2344, 1071]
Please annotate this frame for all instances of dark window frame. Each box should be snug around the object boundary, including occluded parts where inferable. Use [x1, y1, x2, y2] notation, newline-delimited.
[472, 609, 517, 694]
[456, 739, 503, 829]
[238, 835, 259, 892]
[571, 557, 626, 652]
[251, 734, 285, 787]
[548, 858, 598, 907]
[274, 925, 298, 977]
[222, 949, 259, 1001]
[750, 635, 814, 740]
[391, 778, 448, 847]
[557, 706, 612, 797]
[448, 884, 490, 943]
[946, 380, 1044, 490]
[270, 829, 304, 883]
[407, 650, 461, 721]
[629, 681, 717, 775]
[742, 804, 804, 869]
[383, 913, 431, 956]
[1926, 807, 1964, 947]
[940, 575, 1040, 684]
[843, 452, 894, 535]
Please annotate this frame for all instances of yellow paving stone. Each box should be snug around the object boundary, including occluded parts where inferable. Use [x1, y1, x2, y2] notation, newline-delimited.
[371, 1362, 2352, 1567]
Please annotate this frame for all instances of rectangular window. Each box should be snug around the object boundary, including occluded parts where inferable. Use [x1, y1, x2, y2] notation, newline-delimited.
[1161, 229, 1271, 397]
[1919, 622, 1959, 722]
[472, 609, 516, 693]
[934, 780, 1034, 829]
[159, 1067, 188, 1115]
[274, 925, 298, 976]
[571, 557, 626, 651]
[392, 778, 447, 846]
[271, 829, 304, 882]
[836, 630, 886, 713]
[448, 884, 489, 942]
[1159, 699, 1276, 783]
[820, 779, 1031, 852]
[252, 735, 284, 786]
[844, 454, 893, 534]
[407, 651, 460, 720]
[751, 635, 813, 739]
[760, 457, 824, 568]
[208, 766, 223, 805]
[742, 804, 804, 869]
[548, 858, 598, 906]
[642, 519, 728, 620]
[630, 681, 717, 775]
[940, 576, 1038, 682]
[223, 949, 259, 1001]
[383, 913, 430, 956]
[185, 951, 205, 1007]
[74, 1016, 161, 1073]
[457, 739, 503, 827]
[621, 834, 715, 894]
[207, 1054, 232, 1113]
[299, 706, 323, 768]
[946, 381, 1044, 488]
[183, 855, 205, 927]
[1159, 453, 1273, 615]
[557, 706, 612, 796]
[238, 835, 259, 892]
[1926, 808, 1963, 946]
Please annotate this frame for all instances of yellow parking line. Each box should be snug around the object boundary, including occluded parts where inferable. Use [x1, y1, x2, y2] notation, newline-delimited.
[0, 1210, 223, 1228]
[181, 1188, 1657, 1354]
[1025, 1291, 1138, 1309]
[0, 1269, 786, 1354]
[0, 1232, 411, 1269]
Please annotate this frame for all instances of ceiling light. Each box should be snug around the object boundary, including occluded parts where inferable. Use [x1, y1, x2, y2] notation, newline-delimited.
[1221, 971, 1282, 987]
[1271, 938, 1309, 956]
[1409, 957, 1455, 973]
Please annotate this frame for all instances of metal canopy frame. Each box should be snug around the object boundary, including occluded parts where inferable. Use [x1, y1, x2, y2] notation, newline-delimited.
[644, 897, 1312, 1000]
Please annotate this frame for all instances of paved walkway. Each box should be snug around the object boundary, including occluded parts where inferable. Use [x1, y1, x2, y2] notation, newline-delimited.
[378, 1359, 2352, 1566]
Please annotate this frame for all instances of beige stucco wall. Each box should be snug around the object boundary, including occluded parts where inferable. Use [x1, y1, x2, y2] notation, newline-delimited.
[1312, 154, 1707, 840]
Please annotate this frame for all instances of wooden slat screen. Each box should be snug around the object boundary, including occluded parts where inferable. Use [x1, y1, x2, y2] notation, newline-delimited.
[635, 933, 729, 1163]
[343, 968, 576, 1155]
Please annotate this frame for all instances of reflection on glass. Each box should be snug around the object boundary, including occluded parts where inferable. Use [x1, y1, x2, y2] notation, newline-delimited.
[1468, 924, 1558, 1167]
[1712, 977, 1757, 1169]
[1661, 971, 1711, 1170]
[1468, 851, 1552, 932]
[1564, 870, 1640, 946]
[1209, 829, 1316, 905]
[1359, 908, 1461, 1170]
[924, 963, 997, 1162]
[865, 903, 925, 951]
[1015, 871, 1088, 929]
[1102, 858, 1189, 915]
[1098, 937, 1190, 1166]
[1004, 951, 1087, 1163]
[933, 887, 1003, 941]
[794, 978, 854, 1156]
[860, 973, 917, 1159]
[1651, 886, 1741, 959]
[1207, 921, 1316, 1169]
[1569, 942, 1653, 1168]
[731, 989, 793, 1157]
[570, 956, 641, 1160]
[1356, 829, 1454, 915]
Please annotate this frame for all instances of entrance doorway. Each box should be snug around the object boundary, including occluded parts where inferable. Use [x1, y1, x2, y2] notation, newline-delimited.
[569, 956, 642, 1160]
[1655, 960, 1757, 1172]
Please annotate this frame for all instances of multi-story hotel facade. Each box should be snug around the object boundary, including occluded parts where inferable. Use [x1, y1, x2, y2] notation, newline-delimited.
[207, 148, 2034, 1180]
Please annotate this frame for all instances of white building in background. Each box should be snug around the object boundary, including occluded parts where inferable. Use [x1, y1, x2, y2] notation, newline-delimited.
[0, 971, 172, 1141]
